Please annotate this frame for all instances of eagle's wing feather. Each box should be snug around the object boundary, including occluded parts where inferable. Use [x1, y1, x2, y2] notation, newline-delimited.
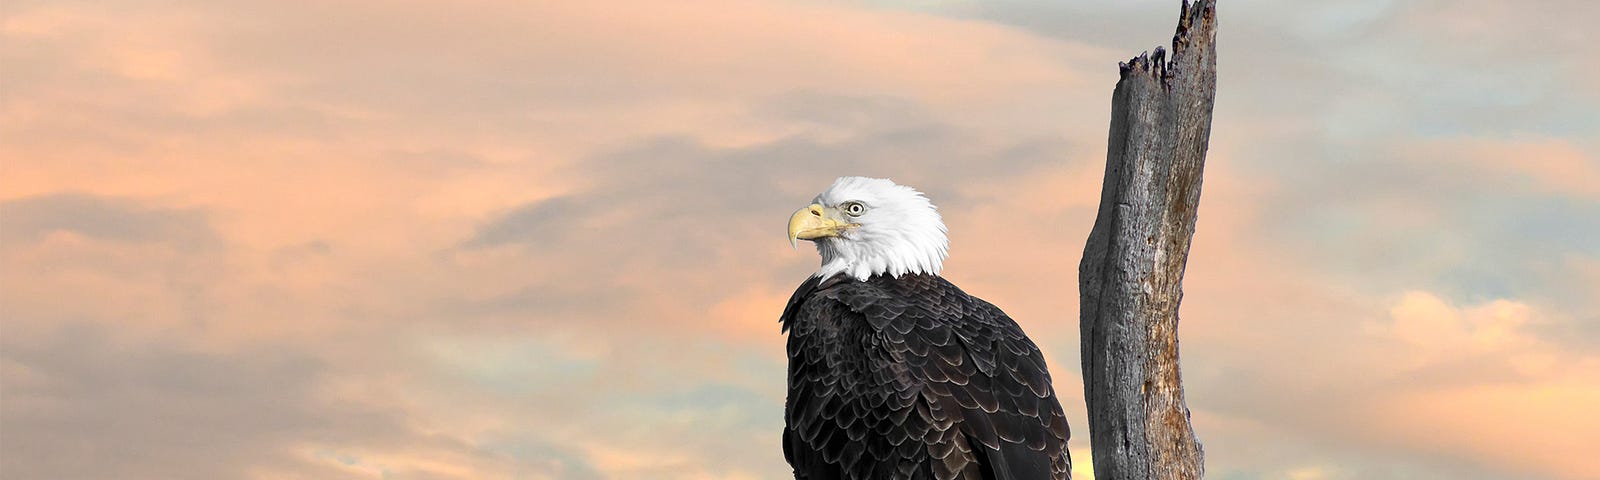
[782, 274, 1070, 480]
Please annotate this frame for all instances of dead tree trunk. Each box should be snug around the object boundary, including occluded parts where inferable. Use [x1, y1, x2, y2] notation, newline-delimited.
[1078, 1, 1216, 479]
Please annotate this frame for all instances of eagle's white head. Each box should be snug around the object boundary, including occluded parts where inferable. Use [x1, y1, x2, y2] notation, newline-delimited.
[788, 177, 948, 281]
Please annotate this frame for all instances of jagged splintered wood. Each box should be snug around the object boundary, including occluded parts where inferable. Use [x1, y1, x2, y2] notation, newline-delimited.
[1078, 0, 1216, 479]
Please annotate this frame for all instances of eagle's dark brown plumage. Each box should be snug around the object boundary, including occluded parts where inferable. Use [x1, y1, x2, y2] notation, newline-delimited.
[780, 272, 1071, 480]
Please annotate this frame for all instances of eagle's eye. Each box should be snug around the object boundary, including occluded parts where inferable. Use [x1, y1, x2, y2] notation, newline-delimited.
[842, 202, 866, 217]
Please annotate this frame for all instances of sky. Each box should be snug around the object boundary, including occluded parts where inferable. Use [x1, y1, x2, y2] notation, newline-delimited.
[2, 0, 1597, 479]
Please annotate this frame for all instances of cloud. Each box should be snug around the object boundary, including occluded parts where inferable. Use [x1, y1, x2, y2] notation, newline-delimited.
[1239, 135, 1600, 338]
[0, 321, 619, 480]
[0, 193, 216, 248]
[462, 197, 579, 249]
[2, 324, 347, 480]
[1438, 138, 1600, 200]
[1181, 285, 1599, 479]
[1364, 293, 1600, 480]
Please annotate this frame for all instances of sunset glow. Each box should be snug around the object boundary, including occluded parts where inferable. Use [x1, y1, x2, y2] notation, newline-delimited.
[3, 1, 1597, 479]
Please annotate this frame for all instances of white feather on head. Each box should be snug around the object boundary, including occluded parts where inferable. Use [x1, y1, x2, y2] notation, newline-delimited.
[809, 177, 948, 281]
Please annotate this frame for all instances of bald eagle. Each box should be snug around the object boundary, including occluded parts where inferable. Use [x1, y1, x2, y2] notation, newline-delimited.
[781, 177, 1071, 480]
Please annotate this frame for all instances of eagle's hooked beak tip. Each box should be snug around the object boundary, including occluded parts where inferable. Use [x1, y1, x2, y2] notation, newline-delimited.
[788, 204, 845, 250]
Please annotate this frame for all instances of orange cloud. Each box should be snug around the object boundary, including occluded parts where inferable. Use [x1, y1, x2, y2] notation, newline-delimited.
[1359, 292, 1600, 479]
[1405, 138, 1600, 199]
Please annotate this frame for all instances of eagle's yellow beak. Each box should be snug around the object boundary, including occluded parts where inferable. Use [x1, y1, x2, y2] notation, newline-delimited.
[788, 204, 854, 249]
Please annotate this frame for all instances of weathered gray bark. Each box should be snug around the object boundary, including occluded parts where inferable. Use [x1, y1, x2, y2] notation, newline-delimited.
[1078, 1, 1216, 479]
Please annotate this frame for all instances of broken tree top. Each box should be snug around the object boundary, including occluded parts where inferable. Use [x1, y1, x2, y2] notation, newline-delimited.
[1118, 0, 1218, 88]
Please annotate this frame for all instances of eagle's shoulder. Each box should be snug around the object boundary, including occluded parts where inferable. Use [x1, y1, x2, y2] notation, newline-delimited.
[779, 275, 821, 333]
[779, 273, 855, 332]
